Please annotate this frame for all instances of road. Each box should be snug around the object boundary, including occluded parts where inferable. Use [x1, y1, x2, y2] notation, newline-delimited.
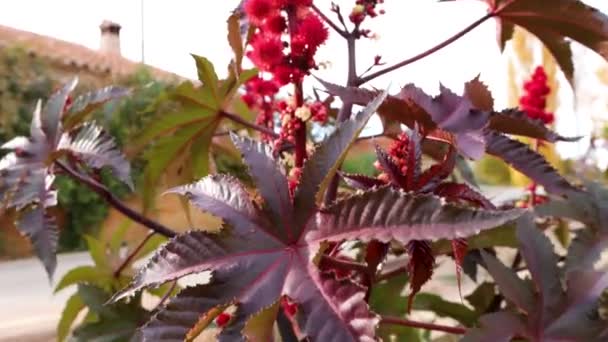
[0, 252, 91, 342]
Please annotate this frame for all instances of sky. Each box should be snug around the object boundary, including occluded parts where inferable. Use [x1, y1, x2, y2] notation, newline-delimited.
[1, 0, 608, 159]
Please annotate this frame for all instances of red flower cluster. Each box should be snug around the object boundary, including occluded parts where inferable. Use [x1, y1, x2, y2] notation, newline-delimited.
[244, 0, 329, 86]
[519, 66, 554, 125]
[242, 76, 280, 141]
[374, 132, 411, 181]
[275, 99, 328, 149]
[349, 0, 385, 25]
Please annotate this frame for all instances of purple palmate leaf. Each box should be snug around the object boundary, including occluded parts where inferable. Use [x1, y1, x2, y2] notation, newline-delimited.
[484, 130, 577, 196]
[230, 133, 294, 240]
[59, 122, 133, 188]
[293, 90, 387, 236]
[308, 186, 523, 246]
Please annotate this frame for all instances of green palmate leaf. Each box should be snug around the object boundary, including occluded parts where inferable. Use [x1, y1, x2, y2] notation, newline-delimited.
[192, 54, 220, 104]
[480, 250, 535, 314]
[54, 265, 110, 293]
[84, 235, 110, 272]
[484, 130, 577, 196]
[293, 90, 387, 230]
[483, 0, 608, 84]
[172, 81, 218, 111]
[142, 120, 217, 210]
[73, 284, 149, 342]
[57, 293, 85, 342]
[132, 105, 216, 150]
[59, 122, 133, 188]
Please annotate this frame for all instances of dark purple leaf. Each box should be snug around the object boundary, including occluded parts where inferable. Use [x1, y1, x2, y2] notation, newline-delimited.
[64, 86, 129, 129]
[433, 182, 495, 209]
[404, 128, 422, 190]
[374, 146, 407, 188]
[480, 250, 535, 314]
[401, 84, 490, 133]
[42, 78, 77, 146]
[451, 238, 468, 298]
[546, 269, 608, 340]
[59, 122, 133, 188]
[564, 229, 608, 275]
[406, 240, 434, 311]
[317, 79, 436, 132]
[309, 187, 523, 245]
[516, 215, 566, 327]
[288, 271, 379, 342]
[166, 175, 272, 239]
[484, 130, 577, 196]
[339, 172, 385, 190]
[464, 75, 494, 112]
[293, 91, 387, 236]
[488, 108, 580, 143]
[16, 205, 58, 278]
[417, 147, 456, 192]
[230, 133, 294, 240]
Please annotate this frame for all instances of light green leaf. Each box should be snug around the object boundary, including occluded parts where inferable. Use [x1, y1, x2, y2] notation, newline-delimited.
[54, 266, 109, 293]
[413, 293, 477, 327]
[465, 282, 496, 315]
[84, 235, 109, 271]
[243, 301, 280, 342]
[172, 81, 218, 111]
[192, 54, 220, 104]
[57, 293, 85, 342]
[433, 223, 517, 254]
[132, 105, 215, 149]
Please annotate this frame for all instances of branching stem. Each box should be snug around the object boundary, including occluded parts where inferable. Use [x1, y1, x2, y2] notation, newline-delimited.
[380, 316, 467, 335]
[114, 231, 156, 278]
[219, 110, 278, 138]
[312, 4, 347, 38]
[55, 160, 177, 238]
[356, 12, 495, 86]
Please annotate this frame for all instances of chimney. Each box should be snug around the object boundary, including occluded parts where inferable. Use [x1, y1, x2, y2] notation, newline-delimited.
[99, 20, 121, 56]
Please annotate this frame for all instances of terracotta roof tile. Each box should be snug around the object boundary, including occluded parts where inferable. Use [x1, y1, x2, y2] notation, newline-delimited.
[0, 24, 183, 82]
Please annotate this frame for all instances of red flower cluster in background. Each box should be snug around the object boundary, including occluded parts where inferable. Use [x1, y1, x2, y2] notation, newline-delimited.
[519, 66, 554, 125]
[517, 66, 555, 208]
[349, 0, 385, 25]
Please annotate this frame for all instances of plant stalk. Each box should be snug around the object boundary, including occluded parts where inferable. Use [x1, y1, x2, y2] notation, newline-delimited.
[55, 160, 177, 238]
[113, 231, 156, 278]
[380, 316, 467, 335]
[219, 110, 278, 138]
